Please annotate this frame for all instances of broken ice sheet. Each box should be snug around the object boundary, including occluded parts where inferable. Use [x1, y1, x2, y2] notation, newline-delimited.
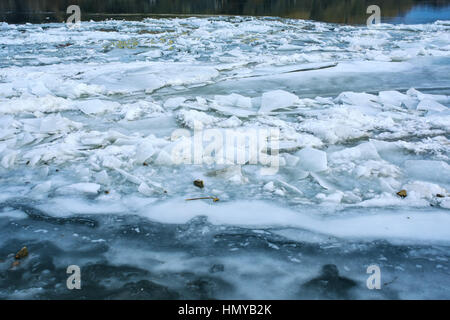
[0, 16, 449, 299]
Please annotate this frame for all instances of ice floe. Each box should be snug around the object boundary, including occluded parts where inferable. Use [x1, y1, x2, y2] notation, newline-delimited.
[0, 16, 449, 248]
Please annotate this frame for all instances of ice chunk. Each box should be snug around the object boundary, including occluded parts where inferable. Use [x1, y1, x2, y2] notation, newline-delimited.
[404, 160, 450, 185]
[263, 181, 275, 192]
[310, 172, 335, 190]
[389, 50, 412, 62]
[56, 183, 100, 195]
[215, 93, 252, 109]
[164, 97, 186, 109]
[206, 166, 248, 184]
[38, 114, 82, 134]
[416, 99, 447, 112]
[1, 150, 17, 168]
[177, 109, 218, 129]
[123, 100, 163, 120]
[139, 49, 162, 59]
[316, 191, 343, 203]
[0, 83, 15, 97]
[78, 99, 119, 115]
[329, 142, 381, 164]
[114, 168, 143, 185]
[407, 88, 450, 103]
[296, 147, 327, 172]
[379, 91, 417, 109]
[259, 90, 299, 114]
[298, 106, 392, 144]
[134, 140, 156, 164]
[29, 81, 52, 97]
[196, 97, 208, 107]
[276, 179, 303, 195]
[354, 160, 401, 179]
[295, 134, 324, 149]
[95, 170, 110, 185]
[30, 181, 52, 195]
[124, 106, 143, 121]
[209, 104, 256, 118]
[0, 95, 74, 114]
[402, 181, 447, 200]
[37, 57, 60, 65]
[217, 116, 242, 128]
[153, 149, 176, 166]
[138, 182, 155, 196]
[439, 198, 450, 209]
[335, 91, 379, 108]
[282, 153, 300, 167]
[72, 83, 105, 98]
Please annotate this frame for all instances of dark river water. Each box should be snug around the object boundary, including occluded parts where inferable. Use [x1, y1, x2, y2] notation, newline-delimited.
[1, 0, 449, 24]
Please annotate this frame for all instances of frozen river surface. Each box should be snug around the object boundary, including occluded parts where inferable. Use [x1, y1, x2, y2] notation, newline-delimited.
[0, 17, 449, 299]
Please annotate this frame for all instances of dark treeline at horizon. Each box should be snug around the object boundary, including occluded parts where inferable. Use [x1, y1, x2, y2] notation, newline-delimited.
[1, 0, 449, 24]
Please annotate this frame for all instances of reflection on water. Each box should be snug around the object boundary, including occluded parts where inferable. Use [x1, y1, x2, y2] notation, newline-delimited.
[0, 0, 449, 24]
